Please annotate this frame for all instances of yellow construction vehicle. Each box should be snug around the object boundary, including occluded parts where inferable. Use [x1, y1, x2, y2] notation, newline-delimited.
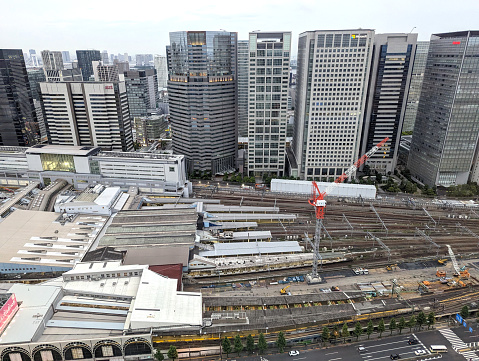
[438, 259, 448, 265]
[280, 285, 291, 295]
[386, 264, 397, 271]
[436, 270, 446, 278]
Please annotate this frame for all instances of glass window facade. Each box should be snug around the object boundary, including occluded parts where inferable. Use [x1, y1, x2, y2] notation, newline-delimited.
[40, 153, 76, 172]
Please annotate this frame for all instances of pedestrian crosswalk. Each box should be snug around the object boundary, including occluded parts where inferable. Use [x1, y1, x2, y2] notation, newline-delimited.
[439, 328, 479, 361]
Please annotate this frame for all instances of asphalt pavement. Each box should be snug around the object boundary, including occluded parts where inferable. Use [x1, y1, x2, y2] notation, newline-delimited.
[221, 329, 474, 361]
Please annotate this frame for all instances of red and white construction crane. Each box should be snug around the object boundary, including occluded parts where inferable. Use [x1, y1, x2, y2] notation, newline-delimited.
[306, 137, 389, 283]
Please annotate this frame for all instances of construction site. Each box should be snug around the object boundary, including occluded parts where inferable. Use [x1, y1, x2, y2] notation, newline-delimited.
[148, 138, 479, 353]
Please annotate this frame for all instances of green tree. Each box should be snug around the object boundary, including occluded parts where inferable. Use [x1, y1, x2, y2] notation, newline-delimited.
[246, 334, 255, 354]
[398, 316, 406, 334]
[341, 323, 350, 343]
[222, 337, 232, 358]
[461, 305, 470, 319]
[332, 325, 340, 339]
[167, 346, 178, 361]
[377, 319, 385, 338]
[376, 172, 383, 183]
[427, 312, 436, 329]
[321, 327, 330, 346]
[154, 349, 164, 361]
[417, 312, 426, 330]
[353, 322, 363, 341]
[234, 335, 244, 356]
[276, 331, 286, 353]
[389, 318, 397, 335]
[223, 174, 229, 181]
[366, 320, 374, 339]
[258, 333, 267, 354]
[408, 315, 416, 332]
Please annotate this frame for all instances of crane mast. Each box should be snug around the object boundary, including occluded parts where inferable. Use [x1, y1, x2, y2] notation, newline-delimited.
[307, 137, 389, 284]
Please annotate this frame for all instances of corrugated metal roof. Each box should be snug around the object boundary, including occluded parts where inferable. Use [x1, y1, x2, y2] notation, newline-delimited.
[199, 241, 301, 257]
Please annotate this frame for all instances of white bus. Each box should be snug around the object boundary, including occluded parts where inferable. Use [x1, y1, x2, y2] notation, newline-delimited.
[429, 345, 448, 353]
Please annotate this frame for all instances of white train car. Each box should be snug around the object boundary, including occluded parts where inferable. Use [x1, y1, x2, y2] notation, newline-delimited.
[270, 179, 377, 199]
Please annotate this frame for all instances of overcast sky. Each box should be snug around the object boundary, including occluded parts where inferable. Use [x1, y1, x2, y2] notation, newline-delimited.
[2, 0, 478, 57]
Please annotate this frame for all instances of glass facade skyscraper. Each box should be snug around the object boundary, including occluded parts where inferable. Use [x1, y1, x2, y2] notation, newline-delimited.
[0, 49, 39, 146]
[124, 69, 158, 118]
[409, 31, 479, 186]
[361, 33, 417, 174]
[402, 41, 430, 133]
[167, 31, 237, 174]
[76, 50, 101, 81]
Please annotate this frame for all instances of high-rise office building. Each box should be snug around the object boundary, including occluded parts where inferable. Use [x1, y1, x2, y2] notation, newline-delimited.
[237, 40, 249, 138]
[39, 81, 133, 151]
[101, 50, 109, 64]
[93, 61, 120, 82]
[402, 41, 430, 133]
[0, 49, 39, 146]
[293, 30, 374, 180]
[409, 31, 479, 187]
[62, 51, 71, 63]
[123, 69, 158, 118]
[167, 31, 238, 174]
[41, 50, 64, 71]
[247, 32, 291, 177]
[361, 33, 417, 174]
[27, 69, 48, 142]
[29, 49, 39, 67]
[154, 55, 168, 89]
[135, 54, 153, 67]
[44, 69, 83, 82]
[76, 50, 101, 81]
[116, 61, 130, 74]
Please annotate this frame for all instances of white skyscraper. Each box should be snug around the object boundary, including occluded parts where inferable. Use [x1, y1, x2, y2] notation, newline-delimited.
[247, 31, 291, 177]
[39, 81, 133, 151]
[292, 30, 374, 180]
[41, 50, 64, 71]
[154, 55, 168, 89]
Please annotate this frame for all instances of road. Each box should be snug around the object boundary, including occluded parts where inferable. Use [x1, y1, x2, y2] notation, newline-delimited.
[225, 329, 474, 361]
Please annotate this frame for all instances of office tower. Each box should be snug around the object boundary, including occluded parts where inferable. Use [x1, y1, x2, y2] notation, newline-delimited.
[135, 54, 153, 67]
[361, 33, 417, 174]
[293, 30, 374, 180]
[247, 32, 291, 177]
[124, 69, 158, 118]
[167, 31, 237, 174]
[113, 59, 130, 73]
[0, 49, 39, 146]
[62, 51, 71, 63]
[110, 54, 115, 63]
[39, 81, 133, 151]
[154, 55, 168, 89]
[93, 61, 120, 82]
[27, 69, 48, 142]
[27, 69, 46, 101]
[402, 41, 430, 132]
[237, 40, 249, 138]
[41, 50, 64, 71]
[101, 50, 109, 64]
[76, 50, 101, 81]
[409, 31, 479, 186]
[44, 69, 83, 82]
[134, 114, 168, 144]
[124, 53, 129, 63]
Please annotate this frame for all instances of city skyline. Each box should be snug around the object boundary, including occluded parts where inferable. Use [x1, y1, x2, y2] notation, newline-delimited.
[2, 0, 478, 55]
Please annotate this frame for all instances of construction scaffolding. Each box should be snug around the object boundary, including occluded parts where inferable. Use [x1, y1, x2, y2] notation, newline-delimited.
[414, 228, 440, 256]
[367, 231, 391, 261]
[370, 204, 388, 236]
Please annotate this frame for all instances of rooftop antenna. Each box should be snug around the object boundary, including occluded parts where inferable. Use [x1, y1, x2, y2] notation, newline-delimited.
[409, 26, 416, 33]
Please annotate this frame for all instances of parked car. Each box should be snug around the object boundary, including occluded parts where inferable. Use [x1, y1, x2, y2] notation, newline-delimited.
[288, 350, 300, 356]
[390, 354, 401, 360]
[415, 350, 426, 356]
[408, 339, 419, 345]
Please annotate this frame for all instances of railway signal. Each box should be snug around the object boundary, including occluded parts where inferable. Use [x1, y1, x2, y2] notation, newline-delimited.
[307, 137, 389, 284]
